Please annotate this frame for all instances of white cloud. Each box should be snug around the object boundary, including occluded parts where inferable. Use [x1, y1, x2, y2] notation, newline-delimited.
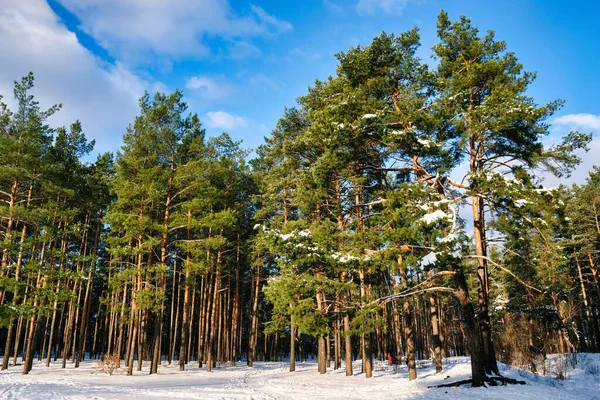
[356, 0, 413, 15]
[249, 74, 281, 91]
[541, 113, 600, 187]
[185, 75, 235, 100]
[287, 47, 321, 62]
[323, 0, 346, 14]
[554, 113, 600, 131]
[542, 138, 599, 187]
[56, 0, 292, 63]
[206, 111, 247, 130]
[249, 5, 293, 33]
[0, 0, 160, 154]
[227, 41, 263, 60]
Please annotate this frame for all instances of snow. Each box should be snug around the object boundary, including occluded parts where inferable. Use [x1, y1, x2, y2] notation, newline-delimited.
[419, 210, 450, 225]
[448, 91, 465, 101]
[506, 104, 536, 115]
[417, 137, 436, 147]
[279, 232, 294, 240]
[439, 233, 456, 243]
[493, 296, 509, 311]
[294, 243, 317, 251]
[481, 171, 524, 187]
[420, 252, 437, 267]
[278, 229, 311, 241]
[537, 218, 548, 226]
[331, 252, 360, 263]
[362, 113, 377, 119]
[1, 355, 597, 399]
[389, 126, 416, 136]
[535, 187, 557, 194]
[330, 250, 373, 263]
[514, 199, 529, 208]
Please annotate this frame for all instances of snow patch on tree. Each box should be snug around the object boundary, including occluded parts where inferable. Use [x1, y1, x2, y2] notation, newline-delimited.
[420, 252, 437, 267]
[419, 210, 450, 225]
[514, 199, 529, 208]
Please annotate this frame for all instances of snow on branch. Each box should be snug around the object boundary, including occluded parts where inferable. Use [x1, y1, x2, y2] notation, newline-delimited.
[419, 210, 451, 225]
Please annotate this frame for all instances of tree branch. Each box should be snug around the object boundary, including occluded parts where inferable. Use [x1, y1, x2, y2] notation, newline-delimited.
[464, 255, 541, 293]
[377, 287, 455, 304]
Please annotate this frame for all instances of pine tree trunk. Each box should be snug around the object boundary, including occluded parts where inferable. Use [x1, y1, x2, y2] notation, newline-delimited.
[398, 262, 416, 380]
[588, 252, 600, 298]
[334, 318, 340, 370]
[344, 313, 353, 376]
[76, 231, 97, 367]
[127, 311, 138, 376]
[453, 267, 485, 387]
[575, 250, 593, 349]
[186, 283, 195, 363]
[248, 260, 260, 367]
[0, 178, 19, 304]
[14, 307, 26, 364]
[198, 274, 208, 368]
[40, 318, 49, 362]
[326, 334, 331, 368]
[3, 321, 16, 370]
[430, 294, 442, 373]
[168, 252, 178, 365]
[289, 316, 296, 372]
[471, 195, 498, 375]
[403, 300, 417, 380]
[206, 260, 220, 372]
[179, 252, 190, 371]
[2, 182, 35, 369]
[62, 286, 78, 368]
[358, 269, 372, 378]
[230, 235, 241, 365]
[116, 282, 128, 359]
[22, 270, 42, 375]
[318, 336, 327, 374]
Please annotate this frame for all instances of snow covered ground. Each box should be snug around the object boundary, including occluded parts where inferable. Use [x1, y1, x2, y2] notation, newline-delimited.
[0, 355, 598, 399]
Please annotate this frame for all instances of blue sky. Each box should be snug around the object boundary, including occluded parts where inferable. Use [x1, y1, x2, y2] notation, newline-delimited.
[1, 0, 598, 184]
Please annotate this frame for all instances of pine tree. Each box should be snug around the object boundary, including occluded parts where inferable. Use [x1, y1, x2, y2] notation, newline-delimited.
[105, 90, 203, 374]
[432, 10, 591, 375]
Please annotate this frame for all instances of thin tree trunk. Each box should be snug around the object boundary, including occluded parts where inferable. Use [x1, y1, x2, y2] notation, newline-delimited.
[248, 258, 260, 367]
[289, 314, 296, 372]
[179, 250, 190, 370]
[430, 294, 442, 373]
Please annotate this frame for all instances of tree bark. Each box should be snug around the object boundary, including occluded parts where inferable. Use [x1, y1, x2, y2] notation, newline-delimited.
[453, 267, 485, 387]
[289, 314, 296, 372]
[430, 294, 443, 373]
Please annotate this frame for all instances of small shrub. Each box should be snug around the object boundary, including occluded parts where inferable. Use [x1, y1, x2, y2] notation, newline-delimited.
[585, 363, 599, 376]
[553, 354, 569, 381]
[95, 354, 121, 375]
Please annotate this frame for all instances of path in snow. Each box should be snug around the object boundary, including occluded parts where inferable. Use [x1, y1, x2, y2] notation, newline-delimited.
[0, 355, 598, 399]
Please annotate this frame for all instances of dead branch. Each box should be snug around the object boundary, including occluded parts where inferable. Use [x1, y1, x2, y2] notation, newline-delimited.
[464, 255, 541, 293]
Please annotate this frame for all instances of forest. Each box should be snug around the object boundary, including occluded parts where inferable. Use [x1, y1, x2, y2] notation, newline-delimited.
[0, 11, 597, 389]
